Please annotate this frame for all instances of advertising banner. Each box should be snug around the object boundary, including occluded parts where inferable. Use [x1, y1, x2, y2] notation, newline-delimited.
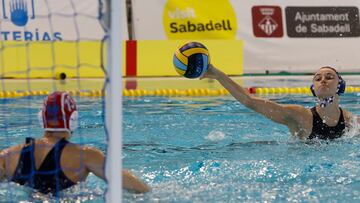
[131, 0, 360, 73]
[0, 0, 128, 79]
[135, 40, 243, 77]
[0, 0, 129, 41]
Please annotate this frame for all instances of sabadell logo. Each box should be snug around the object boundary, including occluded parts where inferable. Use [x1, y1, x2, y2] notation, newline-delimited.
[163, 0, 237, 39]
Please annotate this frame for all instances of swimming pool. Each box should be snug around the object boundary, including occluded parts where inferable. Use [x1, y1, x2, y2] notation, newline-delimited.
[0, 78, 359, 202]
[123, 93, 360, 203]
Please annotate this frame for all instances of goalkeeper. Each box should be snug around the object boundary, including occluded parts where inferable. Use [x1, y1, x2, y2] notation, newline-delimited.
[0, 91, 150, 195]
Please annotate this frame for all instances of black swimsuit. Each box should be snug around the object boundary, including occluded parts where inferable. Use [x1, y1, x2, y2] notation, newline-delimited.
[11, 137, 76, 195]
[308, 107, 346, 140]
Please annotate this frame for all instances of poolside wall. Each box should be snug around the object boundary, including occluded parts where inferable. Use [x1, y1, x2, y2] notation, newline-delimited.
[0, 40, 243, 78]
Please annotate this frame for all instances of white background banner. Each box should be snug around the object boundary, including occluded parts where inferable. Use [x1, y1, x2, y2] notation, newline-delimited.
[0, 0, 129, 41]
[131, 0, 360, 73]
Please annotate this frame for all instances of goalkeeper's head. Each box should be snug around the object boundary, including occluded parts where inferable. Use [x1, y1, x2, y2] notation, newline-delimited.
[38, 91, 79, 135]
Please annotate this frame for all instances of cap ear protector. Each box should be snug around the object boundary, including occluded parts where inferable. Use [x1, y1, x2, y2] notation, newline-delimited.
[69, 111, 79, 132]
[310, 71, 346, 97]
[38, 91, 78, 133]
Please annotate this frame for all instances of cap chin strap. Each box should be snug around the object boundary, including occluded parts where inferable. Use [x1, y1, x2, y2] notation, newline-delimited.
[317, 95, 335, 108]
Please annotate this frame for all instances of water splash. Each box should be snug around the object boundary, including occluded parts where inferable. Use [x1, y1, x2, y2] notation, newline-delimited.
[205, 130, 225, 142]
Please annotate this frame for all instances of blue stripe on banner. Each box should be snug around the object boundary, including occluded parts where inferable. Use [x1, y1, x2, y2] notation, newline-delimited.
[173, 57, 187, 71]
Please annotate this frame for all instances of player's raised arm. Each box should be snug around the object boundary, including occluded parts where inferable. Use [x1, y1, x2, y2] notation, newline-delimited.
[201, 64, 307, 126]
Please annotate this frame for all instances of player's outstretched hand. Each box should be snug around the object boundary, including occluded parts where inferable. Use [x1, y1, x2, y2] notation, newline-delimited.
[200, 64, 220, 80]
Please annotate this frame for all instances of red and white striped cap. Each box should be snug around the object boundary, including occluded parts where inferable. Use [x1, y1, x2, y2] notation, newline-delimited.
[38, 91, 78, 132]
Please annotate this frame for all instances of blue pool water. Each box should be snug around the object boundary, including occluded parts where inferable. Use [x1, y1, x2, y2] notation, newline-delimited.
[0, 93, 359, 202]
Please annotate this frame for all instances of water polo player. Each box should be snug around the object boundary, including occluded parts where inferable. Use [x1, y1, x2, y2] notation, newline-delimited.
[0, 91, 150, 196]
[202, 65, 360, 140]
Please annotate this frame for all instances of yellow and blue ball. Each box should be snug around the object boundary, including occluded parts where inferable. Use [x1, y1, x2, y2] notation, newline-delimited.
[173, 42, 210, 78]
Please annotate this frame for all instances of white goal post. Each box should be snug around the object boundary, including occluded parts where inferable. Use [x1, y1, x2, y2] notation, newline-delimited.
[105, 0, 126, 202]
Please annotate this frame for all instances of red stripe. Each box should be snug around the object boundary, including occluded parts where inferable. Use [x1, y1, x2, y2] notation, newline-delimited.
[125, 80, 137, 90]
[126, 40, 137, 76]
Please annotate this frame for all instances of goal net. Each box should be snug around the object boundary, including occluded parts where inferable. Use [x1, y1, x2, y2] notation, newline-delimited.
[0, 0, 123, 202]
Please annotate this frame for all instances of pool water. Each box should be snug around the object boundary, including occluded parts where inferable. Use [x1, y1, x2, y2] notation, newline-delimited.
[0, 93, 360, 202]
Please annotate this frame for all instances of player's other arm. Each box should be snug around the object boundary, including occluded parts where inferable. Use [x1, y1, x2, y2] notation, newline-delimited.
[84, 147, 151, 193]
[0, 150, 6, 181]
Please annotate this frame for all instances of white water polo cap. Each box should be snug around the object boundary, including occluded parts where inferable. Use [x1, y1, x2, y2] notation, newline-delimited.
[38, 91, 78, 133]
